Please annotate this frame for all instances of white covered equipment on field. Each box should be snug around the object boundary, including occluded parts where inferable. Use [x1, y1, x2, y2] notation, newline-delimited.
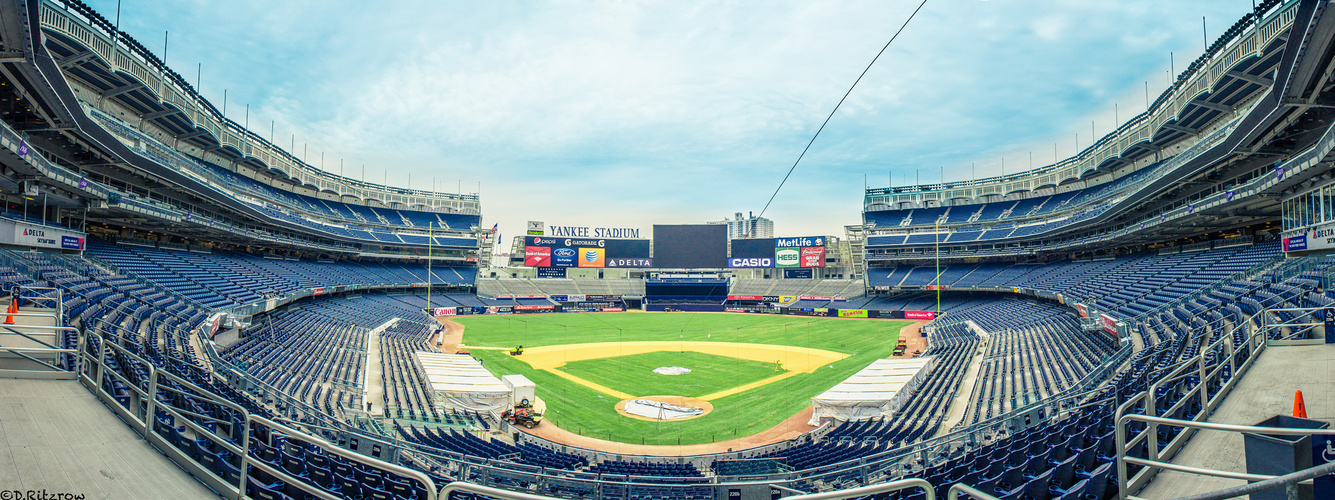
[810, 356, 934, 425]
[502, 374, 536, 408]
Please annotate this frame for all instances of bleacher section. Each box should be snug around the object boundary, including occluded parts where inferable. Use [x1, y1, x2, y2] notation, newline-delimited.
[0, 232, 1317, 499]
[865, 163, 1163, 247]
[90, 108, 480, 236]
[86, 236, 475, 310]
[868, 241, 1282, 317]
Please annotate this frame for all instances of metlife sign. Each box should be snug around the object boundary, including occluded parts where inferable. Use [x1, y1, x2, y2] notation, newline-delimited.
[775, 236, 825, 248]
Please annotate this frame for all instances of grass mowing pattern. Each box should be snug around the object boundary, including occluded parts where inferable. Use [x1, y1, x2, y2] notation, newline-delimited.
[559, 350, 785, 399]
[455, 312, 907, 446]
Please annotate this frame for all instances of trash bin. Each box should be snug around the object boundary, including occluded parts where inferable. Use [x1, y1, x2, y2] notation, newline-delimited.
[1243, 414, 1330, 500]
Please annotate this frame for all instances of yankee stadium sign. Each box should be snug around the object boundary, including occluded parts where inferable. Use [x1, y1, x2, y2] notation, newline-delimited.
[548, 225, 641, 238]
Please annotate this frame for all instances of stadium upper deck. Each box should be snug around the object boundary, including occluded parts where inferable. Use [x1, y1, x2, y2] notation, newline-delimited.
[862, 0, 1332, 263]
[0, 0, 482, 259]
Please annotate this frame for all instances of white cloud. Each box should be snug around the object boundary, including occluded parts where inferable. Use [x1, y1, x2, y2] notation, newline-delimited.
[92, 0, 1259, 238]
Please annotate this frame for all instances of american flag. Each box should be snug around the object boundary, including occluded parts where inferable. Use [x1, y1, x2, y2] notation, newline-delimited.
[490, 223, 498, 233]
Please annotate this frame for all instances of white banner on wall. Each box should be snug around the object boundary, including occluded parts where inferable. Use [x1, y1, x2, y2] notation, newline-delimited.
[0, 219, 85, 250]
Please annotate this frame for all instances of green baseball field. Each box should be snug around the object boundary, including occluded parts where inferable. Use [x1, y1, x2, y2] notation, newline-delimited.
[452, 312, 907, 446]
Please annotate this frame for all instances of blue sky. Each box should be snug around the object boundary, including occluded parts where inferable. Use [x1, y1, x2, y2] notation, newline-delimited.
[92, 0, 1258, 239]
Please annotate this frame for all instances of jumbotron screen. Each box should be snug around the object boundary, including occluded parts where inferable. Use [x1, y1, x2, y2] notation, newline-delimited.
[652, 224, 728, 268]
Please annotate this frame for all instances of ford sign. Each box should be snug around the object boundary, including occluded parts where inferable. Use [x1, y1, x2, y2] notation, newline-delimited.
[552, 247, 577, 267]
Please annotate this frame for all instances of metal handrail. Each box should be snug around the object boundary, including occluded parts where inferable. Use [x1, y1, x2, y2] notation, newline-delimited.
[774, 478, 936, 500]
[1114, 303, 1333, 496]
[1172, 459, 1335, 500]
[243, 415, 438, 500]
[947, 483, 1001, 499]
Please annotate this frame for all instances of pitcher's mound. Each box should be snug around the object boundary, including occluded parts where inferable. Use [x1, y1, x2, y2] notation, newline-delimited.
[616, 396, 713, 421]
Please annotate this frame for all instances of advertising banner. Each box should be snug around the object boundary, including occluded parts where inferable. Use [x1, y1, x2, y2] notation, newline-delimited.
[586, 295, 620, 301]
[1284, 234, 1308, 252]
[778, 296, 797, 303]
[728, 257, 774, 268]
[536, 267, 567, 278]
[495, 294, 515, 299]
[515, 305, 557, 311]
[728, 295, 764, 301]
[832, 297, 847, 301]
[800, 296, 832, 301]
[601, 308, 624, 312]
[515, 294, 547, 299]
[433, 307, 458, 316]
[207, 313, 225, 338]
[578, 247, 605, 268]
[312, 287, 326, 296]
[1285, 222, 1335, 252]
[775, 236, 826, 248]
[1077, 304, 1089, 318]
[551, 247, 578, 267]
[838, 309, 868, 318]
[606, 257, 652, 268]
[800, 246, 826, 268]
[61, 235, 85, 250]
[775, 247, 800, 267]
[783, 268, 813, 279]
[904, 310, 937, 320]
[925, 285, 946, 291]
[724, 308, 747, 313]
[1100, 314, 1118, 336]
[524, 246, 552, 267]
[4, 221, 86, 251]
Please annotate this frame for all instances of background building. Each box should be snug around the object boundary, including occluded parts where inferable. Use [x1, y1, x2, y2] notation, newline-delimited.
[708, 212, 774, 240]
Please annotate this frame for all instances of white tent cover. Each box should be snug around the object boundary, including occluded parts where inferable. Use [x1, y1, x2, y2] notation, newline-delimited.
[810, 356, 935, 425]
[416, 352, 511, 417]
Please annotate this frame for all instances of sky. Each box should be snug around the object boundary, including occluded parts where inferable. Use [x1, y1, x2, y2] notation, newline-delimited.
[90, 0, 1261, 239]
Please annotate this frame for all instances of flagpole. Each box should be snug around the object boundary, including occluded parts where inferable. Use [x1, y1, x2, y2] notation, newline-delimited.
[427, 222, 433, 318]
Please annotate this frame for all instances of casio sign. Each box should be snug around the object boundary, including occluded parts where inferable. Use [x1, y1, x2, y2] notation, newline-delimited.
[729, 257, 773, 268]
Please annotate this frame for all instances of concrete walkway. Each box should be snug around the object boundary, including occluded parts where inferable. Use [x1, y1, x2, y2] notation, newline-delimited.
[937, 339, 990, 435]
[0, 377, 220, 499]
[1136, 342, 1335, 499]
[362, 318, 398, 416]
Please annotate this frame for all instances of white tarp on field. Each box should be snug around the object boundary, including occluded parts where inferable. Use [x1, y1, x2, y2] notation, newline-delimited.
[810, 357, 934, 425]
[416, 352, 511, 417]
[624, 399, 704, 420]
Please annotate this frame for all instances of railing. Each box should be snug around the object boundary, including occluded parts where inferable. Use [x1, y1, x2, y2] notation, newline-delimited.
[1114, 304, 1331, 496]
[76, 326, 437, 500]
[0, 286, 77, 378]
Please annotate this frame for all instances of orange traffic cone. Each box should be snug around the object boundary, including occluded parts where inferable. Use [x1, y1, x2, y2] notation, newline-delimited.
[1295, 390, 1308, 418]
[4, 296, 15, 324]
